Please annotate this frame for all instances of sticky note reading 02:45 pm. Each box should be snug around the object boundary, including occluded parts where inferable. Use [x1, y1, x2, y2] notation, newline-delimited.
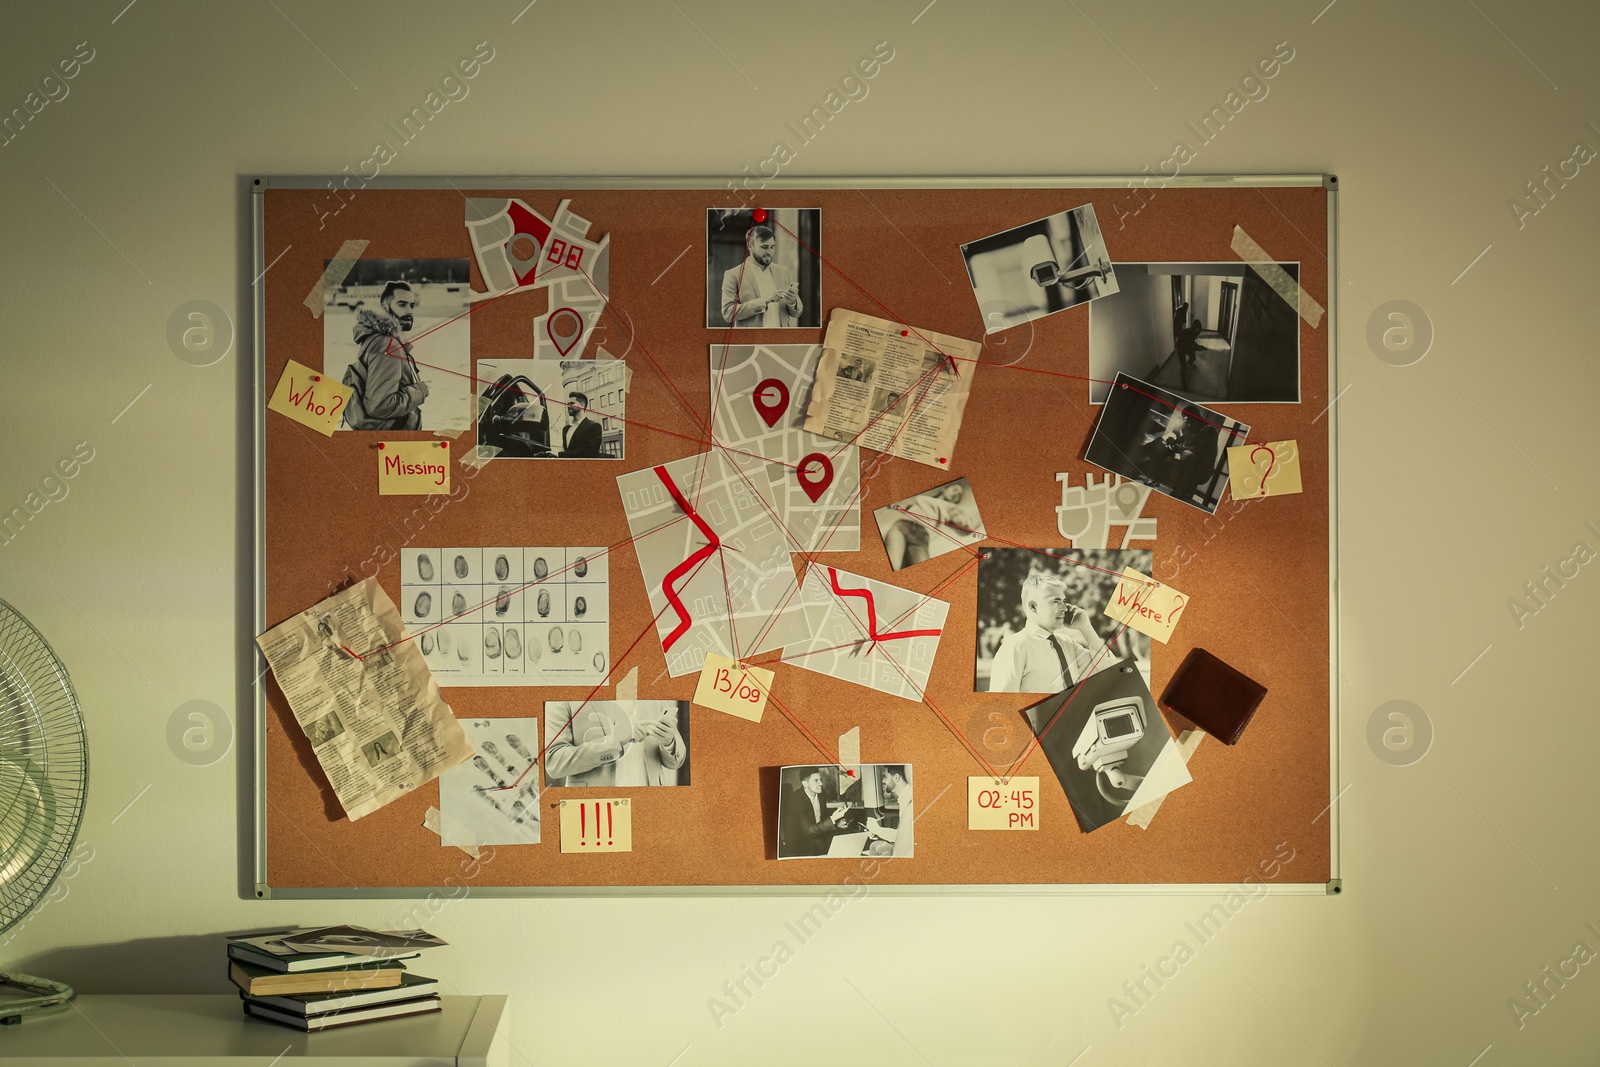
[378, 441, 450, 495]
[968, 777, 1039, 830]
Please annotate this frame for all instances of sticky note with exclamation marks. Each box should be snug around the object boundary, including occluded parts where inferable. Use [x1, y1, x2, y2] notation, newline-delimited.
[559, 798, 632, 853]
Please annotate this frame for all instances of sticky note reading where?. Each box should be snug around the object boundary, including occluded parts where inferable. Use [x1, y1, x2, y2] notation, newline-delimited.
[378, 441, 451, 495]
[1103, 567, 1189, 644]
[267, 360, 352, 437]
[1228, 440, 1302, 500]
[692, 653, 772, 722]
[560, 798, 631, 853]
[968, 777, 1039, 830]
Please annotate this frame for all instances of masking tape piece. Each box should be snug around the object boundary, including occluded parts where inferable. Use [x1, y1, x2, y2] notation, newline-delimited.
[615, 665, 639, 704]
[597, 346, 633, 391]
[1230, 226, 1324, 328]
[460, 445, 500, 471]
[1125, 730, 1204, 829]
[424, 806, 481, 859]
[304, 239, 370, 318]
[839, 726, 860, 778]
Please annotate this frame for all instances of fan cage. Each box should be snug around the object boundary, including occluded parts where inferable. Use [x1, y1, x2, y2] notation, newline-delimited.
[0, 598, 89, 939]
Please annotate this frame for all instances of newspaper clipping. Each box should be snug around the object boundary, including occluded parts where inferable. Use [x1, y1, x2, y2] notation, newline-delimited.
[256, 577, 472, 821]
[802, 309, 982, 470]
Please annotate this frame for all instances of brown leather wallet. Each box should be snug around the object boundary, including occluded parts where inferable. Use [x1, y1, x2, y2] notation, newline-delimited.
[1159, 648, 1267, 745]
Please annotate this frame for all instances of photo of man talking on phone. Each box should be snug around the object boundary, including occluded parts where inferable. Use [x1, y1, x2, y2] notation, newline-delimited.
[543, 700, 690, 787]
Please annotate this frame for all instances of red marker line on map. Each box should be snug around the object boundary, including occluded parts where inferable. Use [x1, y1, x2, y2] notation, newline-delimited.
[655, 463, 721, 652]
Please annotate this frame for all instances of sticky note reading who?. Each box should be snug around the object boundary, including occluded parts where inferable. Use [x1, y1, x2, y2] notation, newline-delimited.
[968, 777, 1039, 830]
[692, 652, 772, 723]
[1228, 440, 1302, 500]
[560, 798, 631, 853]
[267, 360, 353, 437]
[1103, 567, 1189, 644]
[378, 441, 451, 496]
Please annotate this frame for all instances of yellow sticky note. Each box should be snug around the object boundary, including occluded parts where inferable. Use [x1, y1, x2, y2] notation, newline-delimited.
[1103, 567, 1190, 644]
[1228, 440, 1302, 499]
[267, 360, 353, 437]
[692, 653, 772, 723]
[559, 798, 632, 853]
[968, 777, 1040, 830]
[377, 441, 451, 495]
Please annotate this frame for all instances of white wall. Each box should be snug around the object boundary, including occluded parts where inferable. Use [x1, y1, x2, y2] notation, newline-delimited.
[3, 2, 1600, 1064]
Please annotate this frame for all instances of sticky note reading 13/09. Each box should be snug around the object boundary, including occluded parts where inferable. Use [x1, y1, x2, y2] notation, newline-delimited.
[560, 798, 631, 853]
[378, 441, 450, 496]
[692, 653, 772, 722]
[267, 359, 352, 437]
[968, 777, 1039, 830]
[1103, 567, 1189, 644]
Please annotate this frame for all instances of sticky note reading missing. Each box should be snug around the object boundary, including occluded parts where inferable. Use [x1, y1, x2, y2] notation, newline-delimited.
[1227, 440, 1303, 500]
[692, 652, 771, 723]
[1230, 226, 1324, 328]
[378, 441, 451, 495]
[267, 359, 352, 436]
[559, 798, 631, 853]
[1103, 567, 1189, 644]
[968, 777, 1040, 830]
[304, 239, 369, 318]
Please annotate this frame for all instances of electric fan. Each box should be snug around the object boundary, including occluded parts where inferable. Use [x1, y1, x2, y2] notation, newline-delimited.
[0, 597, 89, 1022]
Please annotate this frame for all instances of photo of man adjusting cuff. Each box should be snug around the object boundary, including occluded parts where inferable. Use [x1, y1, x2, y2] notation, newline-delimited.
[543, 700, 690, 787]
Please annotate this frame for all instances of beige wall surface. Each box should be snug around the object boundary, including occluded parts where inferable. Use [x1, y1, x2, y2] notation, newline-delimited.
[1, 1, 1596, 1064]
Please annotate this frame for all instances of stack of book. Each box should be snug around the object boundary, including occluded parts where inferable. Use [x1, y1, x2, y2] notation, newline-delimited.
[227, 926, 447, 1032]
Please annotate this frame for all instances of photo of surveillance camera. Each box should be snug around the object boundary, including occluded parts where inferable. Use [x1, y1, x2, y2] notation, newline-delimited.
[961, 203, 1120, 333]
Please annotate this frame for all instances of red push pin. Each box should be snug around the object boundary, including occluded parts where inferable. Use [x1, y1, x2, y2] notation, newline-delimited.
[752, 208, 768, 223]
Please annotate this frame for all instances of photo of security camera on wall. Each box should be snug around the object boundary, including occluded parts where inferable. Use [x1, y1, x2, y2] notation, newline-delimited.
[960, 203, 1119, 333]
[1021, 657, 1192, 833]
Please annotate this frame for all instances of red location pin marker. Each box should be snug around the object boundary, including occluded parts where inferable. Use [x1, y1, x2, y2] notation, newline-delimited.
[752, 377, 790, 428]
[796, 452, 834, 503]
[548, 307, 584, 356]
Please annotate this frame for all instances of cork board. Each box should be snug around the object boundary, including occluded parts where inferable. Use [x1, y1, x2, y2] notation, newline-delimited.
[253, 178, 1336, 894]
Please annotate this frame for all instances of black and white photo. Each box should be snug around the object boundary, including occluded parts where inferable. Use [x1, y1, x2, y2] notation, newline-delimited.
[975, 547, 1151, 693]
[874, 477, 986, 571]
[706, 208, 822, 329]
[476, 358, 626, 459]
[777, 764, 913, 859]
[323, 258, 472, 432]
[543, 700, 689, 787]
[961, 203, 1119, 333]
[1084, 373, 1251, 514]
[1020, 657, 1192, 833]
[1089, 262, 1300, 405]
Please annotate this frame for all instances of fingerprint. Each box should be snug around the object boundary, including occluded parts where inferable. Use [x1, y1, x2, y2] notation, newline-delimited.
[417, 553, 435, 581]
[485, 628, 502, 660]
[414, 591, 432, 618]
[569, 628, 582, 652]
[528, 635, 542, 663]
[495, 586, 512, 616]
[549, 626, 565, 653]
[420, 633, 434, 655]
[452, 592, 467, 616]
[593, 651, 606, 673]
[574, 556, 588, 578]
[494, 554, 510, 581]
[457, 640, 471, 663]
[573, 595, 587, 618]
[533, 557, 549, 580]
[504, 628, 522, 659]
[438, 630, 452, 653]
[454, 554, 470, 579]
[536, 590, 551, 617]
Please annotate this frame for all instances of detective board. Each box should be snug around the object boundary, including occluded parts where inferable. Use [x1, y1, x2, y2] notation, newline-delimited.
[252, 177, 1339, 896]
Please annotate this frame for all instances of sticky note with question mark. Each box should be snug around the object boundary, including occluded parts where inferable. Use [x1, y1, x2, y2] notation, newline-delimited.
[1103, 567, 1190, 644]
[268, 359, 353, 436]
[1227, 440, 1302, 500]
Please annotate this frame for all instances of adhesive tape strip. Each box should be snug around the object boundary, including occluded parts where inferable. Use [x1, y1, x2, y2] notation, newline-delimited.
[615, 665, 639, 704]
[1230, 226, 1324, 328]
[1125, 729, 1204, 829]
[459, 444, 500, 471]
[424, 805, 481, 859]
[303, 239, 370, 318]
[838, 726, 860, 773]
